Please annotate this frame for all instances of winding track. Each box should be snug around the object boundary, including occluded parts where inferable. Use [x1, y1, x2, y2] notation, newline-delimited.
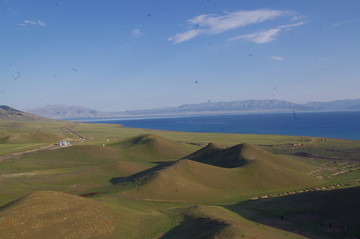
[59, 122, 89, 140]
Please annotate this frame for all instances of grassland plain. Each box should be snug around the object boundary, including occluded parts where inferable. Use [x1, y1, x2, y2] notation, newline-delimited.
[0, 120, 360, 238]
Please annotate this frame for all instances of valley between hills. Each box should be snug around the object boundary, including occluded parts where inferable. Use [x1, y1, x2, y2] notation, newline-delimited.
[0, 106, 360, 239]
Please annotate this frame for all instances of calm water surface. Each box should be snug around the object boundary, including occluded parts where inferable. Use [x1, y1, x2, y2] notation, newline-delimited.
[87, 111, 360, 140]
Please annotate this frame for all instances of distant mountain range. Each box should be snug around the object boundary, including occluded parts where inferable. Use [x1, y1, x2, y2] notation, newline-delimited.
[26, 99, 360, 119]
[27, 105, 111, 119]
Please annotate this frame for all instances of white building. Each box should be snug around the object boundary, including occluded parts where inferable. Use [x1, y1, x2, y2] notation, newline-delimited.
[58, 140, 71, 147]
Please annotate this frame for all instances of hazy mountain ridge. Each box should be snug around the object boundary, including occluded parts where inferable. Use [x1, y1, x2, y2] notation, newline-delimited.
[26, 99, 360, 119]
[305, 99, 360, 110]
[129, 99, 311, 115]
[27, 105, 114, 119]
[0, 105, 48, 121]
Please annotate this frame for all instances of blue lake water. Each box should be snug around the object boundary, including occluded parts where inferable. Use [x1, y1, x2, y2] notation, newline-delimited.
[87, 111, 360, 140]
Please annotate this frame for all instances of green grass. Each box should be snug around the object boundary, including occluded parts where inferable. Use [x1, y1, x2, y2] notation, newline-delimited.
[0, 143, 49, 155]
[0, 120, 359, 238]
[0, 191, 116, 239]
[0, 120, 80, 155]
[0, 120, 68, 135]
[96, 142, 323, 205]
[97, 197, 185, 239]
[108, 134, 200, 162]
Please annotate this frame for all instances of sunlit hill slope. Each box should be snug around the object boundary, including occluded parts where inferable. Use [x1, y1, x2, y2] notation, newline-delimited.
[107, 140, 320, 203]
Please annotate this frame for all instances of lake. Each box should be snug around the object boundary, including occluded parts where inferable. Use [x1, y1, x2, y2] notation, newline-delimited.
[86, 111, 360, 140]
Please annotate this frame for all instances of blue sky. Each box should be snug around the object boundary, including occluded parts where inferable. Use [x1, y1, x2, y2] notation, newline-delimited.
[1, 0, 360, 111]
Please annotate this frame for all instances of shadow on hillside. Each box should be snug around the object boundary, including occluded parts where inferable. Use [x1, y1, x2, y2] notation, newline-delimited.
[109, 161, 175, 184]
[159, 216, 228, 239]
[224, 186, 360, 239]
[0, 195, 27, 211]
[182, 143, 249, 168]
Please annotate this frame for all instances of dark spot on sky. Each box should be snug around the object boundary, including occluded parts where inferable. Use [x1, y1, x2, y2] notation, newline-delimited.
[53, 74, 57, 77]
[72, 68, 78, 72]
[194, 81, 198, 84]
[248, 54, 253, 57]
[147, 13, 151, 17]
[13, 71, 21, 80]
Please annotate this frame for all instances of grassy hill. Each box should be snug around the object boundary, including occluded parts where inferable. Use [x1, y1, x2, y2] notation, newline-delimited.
[0, 129, 62, 143]
[0, 105, 49, 121]
[160, 205, 306, 239]
[0, 191, 116, 239]
[107, 143, 321, 203]
[184, 142, 278, 168]
[109, 134, 200, 162]
[0, 143, 153, 204]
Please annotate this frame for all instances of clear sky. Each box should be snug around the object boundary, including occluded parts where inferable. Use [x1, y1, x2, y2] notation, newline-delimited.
[1, 0, 360, 111]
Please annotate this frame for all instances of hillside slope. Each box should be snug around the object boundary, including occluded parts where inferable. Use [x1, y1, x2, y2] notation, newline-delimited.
[108, 143, 320, 203]
[161, 205, 306, 239]
[109, 134, 199, 162]
[231, 186, 360, 238]
[0, 105, 48, 121]
[184, 143, 269, 168]
[0, 191, 116, 239]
